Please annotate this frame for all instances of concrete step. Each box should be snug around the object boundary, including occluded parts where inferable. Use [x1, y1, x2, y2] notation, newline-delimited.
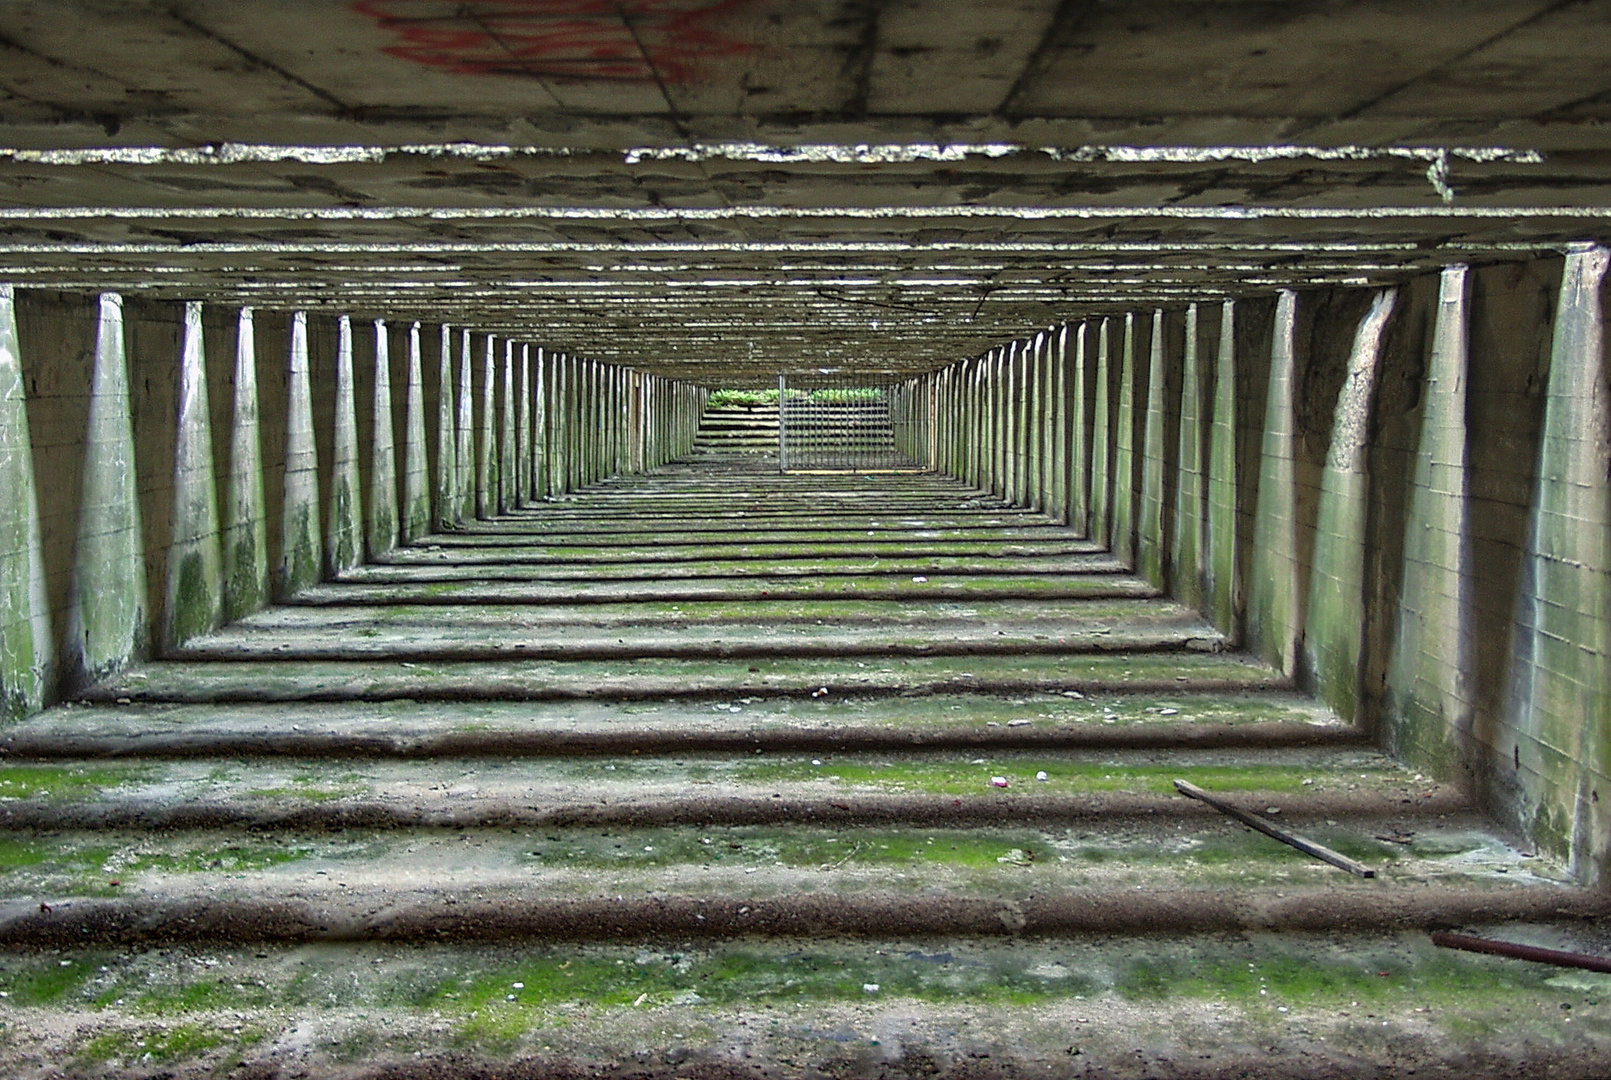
[1, 692, 1352, 757]
[83, 651, 1286, 703]
[10, 930, 1608, 1077]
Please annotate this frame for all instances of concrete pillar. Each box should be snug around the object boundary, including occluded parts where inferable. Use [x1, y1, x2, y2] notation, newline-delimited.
[475, 334, 495, 518]
[1069, 322, 1090, 535]
[0, 285, 52, 718]
[1248, 290, 1302, 676]
[1386, 267, 1473, 766]
[221, 306, 269, 622]
[399, 322, 431, 542]
[499, 340, 516, 512]
[1111, 313, 1141, 567]
[1089, 318, 1113, 547]
[1038, 329, 1058, 516]
[516, 344, 532, 504]
[529, 347, 547, 499]
[548, 353, 566, 496]
[1303, 290, 1397, 723]
[455, 330, 474, 522]
[280, 311, 322, 597]
[1004, 343, 1022, 503]
[1507, 245, 1611, 881]
[367, 318, 399, 557]
[164, 300, 224, 649]
[1171, 304, 1206, 610]
[326, 315, 364, 576]
[434, 325, 458, 528]
[536, 351, 552, 497]
[64, 294, 147, 688]
[1205, 300, 1240, 638]
[1138, 309, 1170, 588]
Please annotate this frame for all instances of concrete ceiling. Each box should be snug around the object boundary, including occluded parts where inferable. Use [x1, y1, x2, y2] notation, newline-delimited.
[2, 0, 1610, 383]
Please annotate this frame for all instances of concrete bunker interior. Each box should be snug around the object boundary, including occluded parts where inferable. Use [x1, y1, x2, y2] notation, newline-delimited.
[1, 2, 1611, 1076]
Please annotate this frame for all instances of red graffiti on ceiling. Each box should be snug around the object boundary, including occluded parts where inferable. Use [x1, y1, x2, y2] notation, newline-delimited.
[353, 0, 755, 82]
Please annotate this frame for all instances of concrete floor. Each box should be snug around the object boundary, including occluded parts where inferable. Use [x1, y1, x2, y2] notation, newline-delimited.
[1, 455, 1607, 1078]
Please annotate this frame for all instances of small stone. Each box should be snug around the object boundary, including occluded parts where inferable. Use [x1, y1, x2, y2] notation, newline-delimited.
[863, 983, 880, 994]
[1159, 708, 1178, 716]
[1036, 771, 1049, 782]
[991, 776, 1009, 788]
[1266, 807, 1281, 815]
[1008, 718, 1031, 727]
[912, 576, 928, 583]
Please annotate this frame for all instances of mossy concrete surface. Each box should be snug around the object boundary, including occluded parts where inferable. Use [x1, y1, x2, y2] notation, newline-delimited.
[2, 462, 1606, 1078]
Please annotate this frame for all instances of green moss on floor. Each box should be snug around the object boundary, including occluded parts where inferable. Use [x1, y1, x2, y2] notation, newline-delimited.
[0, 765, 145, 800]
[727, 757, 1391, 795]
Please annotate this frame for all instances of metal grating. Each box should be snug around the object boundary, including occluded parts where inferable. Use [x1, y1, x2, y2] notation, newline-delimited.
[776, 373, 924, 473]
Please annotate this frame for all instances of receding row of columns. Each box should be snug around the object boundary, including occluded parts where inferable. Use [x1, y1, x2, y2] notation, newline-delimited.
[0, 289, 705, 721]
[905, 251, 1611, 883]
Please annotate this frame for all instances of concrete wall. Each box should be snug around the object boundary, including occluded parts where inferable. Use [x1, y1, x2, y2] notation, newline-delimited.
[916, 253, 1611, 883]
[0, 288, 705, 720]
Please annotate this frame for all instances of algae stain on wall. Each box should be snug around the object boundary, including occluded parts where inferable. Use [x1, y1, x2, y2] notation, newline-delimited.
[65, 294, 147, 690]
[222, 307, 269, 622]
[1303, 289, 1397, 725]
[401, 322, 432, 542]
[0, 285, 53, 719]
[1205, 300, 1239, 641]
[1172, 304, 1205, 611]
[1248, 291, 1300, 676]
[1505, 246, 1611, 883]
[164, 301, 224, 649]
[326, 315, 365, 576]
[1385, 267, 1472, 777]
[280, 311, 322, 598]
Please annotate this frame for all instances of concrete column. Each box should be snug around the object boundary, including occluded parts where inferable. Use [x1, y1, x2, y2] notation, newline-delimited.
[536, 351, 552, 497]
[1089, 318, 1113, 547]
[529, 347, 546, 499]
[221, 306, 269, 622]
[988, 348, 1004, 496]
[1111, 313, 1141, 568]
[1205, 300, 1240, 637]
[1248, 290, 1302, 676]
[1507, 245, 1611, 880]
[0, 285, 52, 718]
[1171, 304, 1206, 610]
[1138, 309, 1170, 588]
[164, 300, 224, 649]
[517, 344, 532, 504]
[1018, 339, 1036, 507]
[1003, 343, 1021, 503]
[367, 319, 399, 557]
[280, 310, 322, 597]
[326, 315, 364, 576]
[476, 334, 495, 519]
[569, 358, 584, 493]
[434, 325, 458, 528]
[455, 330, 474, 522]
[1303, 290, 1396, 724]
[1038, 329, 1057, 515]
[548, 354, 566, 496]
[399, 322, 431, 542]
[1068, 322, 1089, 535]
[499, 340, 516, 512]
[1386, 267, 1474, 768]
[67, 295, 148, 685]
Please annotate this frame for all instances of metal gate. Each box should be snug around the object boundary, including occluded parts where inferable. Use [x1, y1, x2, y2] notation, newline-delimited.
[777, 373, 923, 473]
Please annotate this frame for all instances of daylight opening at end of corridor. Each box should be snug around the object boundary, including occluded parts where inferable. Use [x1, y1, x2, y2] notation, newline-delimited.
[0, 3, 1609, 1078]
